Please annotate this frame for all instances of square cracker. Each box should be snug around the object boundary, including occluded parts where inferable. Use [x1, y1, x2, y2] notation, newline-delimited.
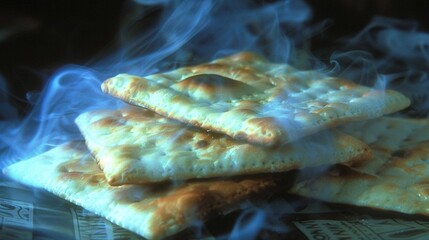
[290, 117, 429, 216]
[75, 106, 372, 185]
[3, 142, 284, 240]
[101, 52, 410, 146]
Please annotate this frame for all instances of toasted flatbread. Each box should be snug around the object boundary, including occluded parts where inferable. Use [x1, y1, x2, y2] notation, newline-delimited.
[340, 116, 429, 150]
[2, 142, 284, 240]
[290, 117, 429, 216]
[75, 106, 372, 185]
[101, 52, 410, 146]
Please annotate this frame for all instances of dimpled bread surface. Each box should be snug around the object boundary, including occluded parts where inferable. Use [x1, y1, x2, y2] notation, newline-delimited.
[3, 142, 283, 240]
[290, 117, 429, 216]
[102, 52, 410, 146]
[75, 106, 372, 185]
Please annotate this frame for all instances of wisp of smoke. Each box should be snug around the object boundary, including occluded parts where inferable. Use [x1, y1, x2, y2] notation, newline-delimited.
[1, 0, 429, 239]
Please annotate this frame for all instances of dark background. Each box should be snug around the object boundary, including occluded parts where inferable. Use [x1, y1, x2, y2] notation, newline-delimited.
[1, 0, 428, 118]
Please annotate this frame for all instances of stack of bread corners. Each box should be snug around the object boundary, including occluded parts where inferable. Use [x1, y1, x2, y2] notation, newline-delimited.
[6, 52, 426, 240]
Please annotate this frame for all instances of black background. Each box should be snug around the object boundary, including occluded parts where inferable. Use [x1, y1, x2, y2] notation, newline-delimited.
[1, 0, 428, 118]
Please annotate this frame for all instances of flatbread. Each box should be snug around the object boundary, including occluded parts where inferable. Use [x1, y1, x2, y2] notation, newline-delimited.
[338, 117, 429, 173]
[2, 142, 284, 240]
[101, 52, 410, 146]
[75, 106, 372, 185]
[290, 117, 429, 216]
[339, 116, 429, 150]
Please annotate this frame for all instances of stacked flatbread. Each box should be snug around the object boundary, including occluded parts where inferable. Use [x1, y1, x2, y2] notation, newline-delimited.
[3, 52, 414, 239]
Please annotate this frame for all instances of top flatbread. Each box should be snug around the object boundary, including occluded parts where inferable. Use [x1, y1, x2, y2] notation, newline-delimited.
[75, 106, 372, 185]
[2, 141, 284, 240]
[290, 117, 429, 216]
[101, 52, 410, 146]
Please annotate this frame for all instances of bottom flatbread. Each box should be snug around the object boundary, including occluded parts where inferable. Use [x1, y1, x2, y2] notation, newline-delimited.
[290, 117, 429, 216]
[2, 142, 285, 240]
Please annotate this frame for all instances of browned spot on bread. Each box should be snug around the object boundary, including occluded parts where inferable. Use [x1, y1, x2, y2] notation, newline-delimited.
[170, 94, 193, 105]
[122, 108, 158, 119]
[58, 172, 83, 181]
[335, 78, 358, 89]
[191, 63, 230, 73]
[236, 100, 260, 110]
[57, 159, 99, 174]
[225, 52, 265, 62]
[93, 118, 123, 127]
[59, 171, 105, 186]
[231, 108, 258, 116]
[229, 67, 260, 80]
[247, 117, 281, 136]
[268, 84, 289, 101]
[57, 159, 106, 185]
[108, 145, 142, 161]
[195, 140, 209, 148]
[247, 117, 277, 130]
[87, 174, 105, 185]
[412, 179, 429, 199]
[172, 74, 256, 101]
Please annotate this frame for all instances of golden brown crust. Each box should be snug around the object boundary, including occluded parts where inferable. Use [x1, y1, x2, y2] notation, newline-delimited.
[171, 74, 257, 101]
[102, 52, 410, 146]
